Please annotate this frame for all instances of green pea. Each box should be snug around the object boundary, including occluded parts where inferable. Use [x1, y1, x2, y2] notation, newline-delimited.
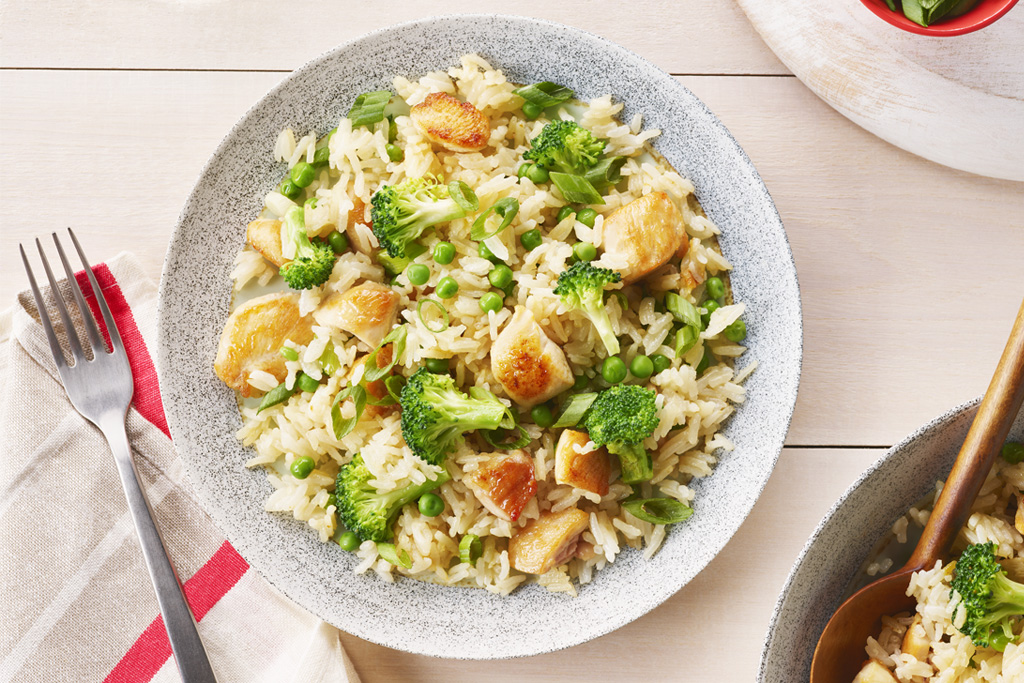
[651, 353, 672, 374]
[517, 163, 533, 179]
[385, 143, 404, 162]
[705, 276, 725, 301]
[695, 347, 714, 375]
[338, 531, 360, 552]
[279, 180, 302, 200]
[296, 373, 320, 393]
[701, 299, 720, 328]
[573, 374, 589, 391]
[525, 164, 549, 184]
[406, 263, 430, 286]
[424, 357, 449, 374]
[522, 102, 543, 120]
[629, 355, 654, 379]
[312, 146, 330, 167]
[724, 319, 747, 342]
[479, 292, 503, 313]
[290, 161, 315, 188]
[531, 404, 555, 429]
[520, 229, 543, 251]
[327, 230, 349, 254]
[488, 264, 514, 289]
[326, 493, 338, 510]
[573, 242, 597, 262]
[280, 346, 299, 361]
[557, 205, 576, 223]
[576, 208, 598, 228]
[418, 492, 445, 517]
[479, 241, 504, 263]
[436, 276, 459, 299]
[601, 357, 627, 384]
[290, 455, 315, 479]
[433, 241, 456, 265]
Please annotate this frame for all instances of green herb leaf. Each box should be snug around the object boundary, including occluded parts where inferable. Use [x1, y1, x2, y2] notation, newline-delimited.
[622, 498, 694, 525]
[471, 197, 520, 241]
[513, 82, 574, 108]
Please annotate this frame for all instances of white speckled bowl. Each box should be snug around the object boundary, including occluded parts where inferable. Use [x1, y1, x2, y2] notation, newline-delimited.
[760, 401, 1024, 680]
[157, 15, 802, 659]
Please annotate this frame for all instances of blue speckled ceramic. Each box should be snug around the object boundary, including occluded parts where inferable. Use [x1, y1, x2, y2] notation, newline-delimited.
[157, 15, 802, 659]
[759, 401, 1024, 681]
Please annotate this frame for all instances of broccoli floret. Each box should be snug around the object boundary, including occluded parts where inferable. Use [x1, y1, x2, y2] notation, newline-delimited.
[582, 385, 660, 484]
[370, 177, 468, 259]
[553, 261, 622, 355]
[335, 453, 450, 542]
[523, 120, 606, 174]
[951, 542, 1024, 651]
[279, 206, 336, 289]
[400, 367, 515, 465]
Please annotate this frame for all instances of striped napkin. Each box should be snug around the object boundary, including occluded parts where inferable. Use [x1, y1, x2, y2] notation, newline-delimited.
[0, 253, 361, 683]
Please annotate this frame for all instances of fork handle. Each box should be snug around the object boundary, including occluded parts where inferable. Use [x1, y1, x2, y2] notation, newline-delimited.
[99, 412, 219, 683]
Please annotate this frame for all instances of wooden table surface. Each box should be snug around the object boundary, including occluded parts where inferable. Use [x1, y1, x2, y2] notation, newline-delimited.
[2, 2, 1022, 680]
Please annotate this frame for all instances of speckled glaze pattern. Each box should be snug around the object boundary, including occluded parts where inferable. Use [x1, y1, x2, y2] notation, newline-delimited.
[759, 402, 1024, 681]
[156, 15, 802, 659]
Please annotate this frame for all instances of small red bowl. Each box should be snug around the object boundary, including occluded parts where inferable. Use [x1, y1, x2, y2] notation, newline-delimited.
[859, 0, 1019, 35]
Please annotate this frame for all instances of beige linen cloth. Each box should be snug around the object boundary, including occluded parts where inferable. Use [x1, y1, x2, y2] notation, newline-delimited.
[0, 253, 361, 683]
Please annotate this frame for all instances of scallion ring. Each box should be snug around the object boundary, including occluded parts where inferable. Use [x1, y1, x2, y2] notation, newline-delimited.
[416, 298, 450, 334]
[513, 82, 574, 109]
[459, 534, 483, 564]
[448, 180, 480, 213]
[330, 383, 367, 440]
[622, 498, 694, 525]
[347, 90, 392, 128]
[376, 542, 412, 568]
[257, 381, 296, 413]
[363, 325, 407, 382]
[549, 172, 605, 205]
[481, 425, 531, 450]
[470, 197, 520, 241]
[552, 392, 598, 429]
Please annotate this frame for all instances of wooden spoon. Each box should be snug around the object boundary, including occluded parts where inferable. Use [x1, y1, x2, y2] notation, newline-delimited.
[811, 297, 1024, 682]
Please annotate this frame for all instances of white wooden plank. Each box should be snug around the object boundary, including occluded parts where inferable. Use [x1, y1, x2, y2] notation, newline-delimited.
[0, 0, 787, 75]
[338, 447, 884, 682]
[2, 70, 1022, 446]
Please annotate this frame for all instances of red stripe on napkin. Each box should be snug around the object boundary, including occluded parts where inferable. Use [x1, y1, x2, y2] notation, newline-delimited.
[75, 264, 170, 438]
[104, 542, 249, 683]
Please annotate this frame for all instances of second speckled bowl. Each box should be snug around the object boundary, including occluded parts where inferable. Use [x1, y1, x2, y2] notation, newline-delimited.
[157, 15, 802, 659]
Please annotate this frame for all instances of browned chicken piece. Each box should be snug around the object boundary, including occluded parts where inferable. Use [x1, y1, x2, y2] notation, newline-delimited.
[601, 192, 688, 285]
[348, 345, 395, 419]
[554, 429, 611, 496]
[246, 219, 286, 267]
[465, 451, 537, 522]
[313, 282, 399, 348]
[852, 660, 898, 683]
[490, 307, 574, 408]
[900, 615, 931, 664]
[508, 507, 590, 575]
[214, 292, 315, 398]
[342, 197, 369, 251]
[410, 92, 490, 153]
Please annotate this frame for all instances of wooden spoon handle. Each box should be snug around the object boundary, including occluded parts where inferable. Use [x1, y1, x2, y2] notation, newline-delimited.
[908, 297, 1024, 569]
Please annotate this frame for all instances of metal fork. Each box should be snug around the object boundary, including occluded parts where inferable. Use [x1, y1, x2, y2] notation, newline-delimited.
[20, 230, 218, 683]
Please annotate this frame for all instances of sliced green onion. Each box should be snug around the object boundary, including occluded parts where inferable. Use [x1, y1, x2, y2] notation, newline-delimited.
[622, 498, 694, 525]
[295, 372, 320, 393]
[257, 381, 296, 413]
[459, 534, 483, 564]
[280, 346, 299, 361]
[448, 180, 480, 213]
[468, 386, 518, 430]
[513, 82, 574, 109]
[417, 299, 450, 334]
[319, 343, 341, 376]
[481, 425, 531, 450]
[331, 383, 367, 440]
[550, 172, 604, 205]
[584, 156, 626, 191]
[348, 90, 392, 128]
[471, 197, 520, 241]
[552, 392, 598, 429]
[611, 291, 629, 310]
[384, 375, 406, 403]
[675, 325, 700, 358]
[665, 293, 701, 329]
[364, 325, 407, 383]
[376, 542, 412, 569]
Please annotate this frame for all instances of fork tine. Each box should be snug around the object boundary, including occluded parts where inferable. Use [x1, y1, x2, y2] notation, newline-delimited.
[52, 232, 108, 355]
[20, 244, 69, 369]
[35, 238, 86, 362]
[67, 229, 124, 352]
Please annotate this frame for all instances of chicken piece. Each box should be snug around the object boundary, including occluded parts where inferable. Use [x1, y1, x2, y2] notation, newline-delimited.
[509, 507, 590, 575]
[900, 615, 931, 664]
[575, 540, 598, 562]
[852, 660, 898, 683]
[465, 451, 537, 522]
[554, 429, 611, 496]
[601, 192, 688, 285]
[313, 282, 399, 348]
[490, 307, 575, 408]
[348, 344, 395, 419]
[246, 219, 285, 267]
[214, 292, 315, 398]
[410, 92, 490, 153]
[1015, 492, 1024, 535]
